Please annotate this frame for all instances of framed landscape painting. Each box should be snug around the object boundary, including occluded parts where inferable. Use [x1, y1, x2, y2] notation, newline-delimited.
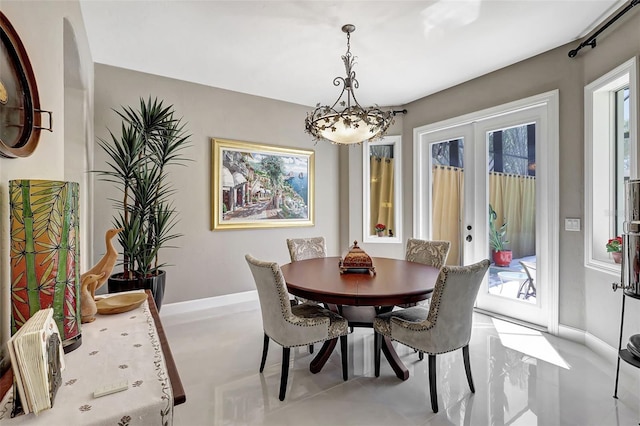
[211, 138, 315, 230]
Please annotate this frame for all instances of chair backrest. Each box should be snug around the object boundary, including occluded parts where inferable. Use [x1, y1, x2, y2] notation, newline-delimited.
[245, 254, 294, 340]
[405, 238, 451, 269]
[425, 259, 490, 351]
[286, 237, 327, 262]
[520, 260, 536, 282]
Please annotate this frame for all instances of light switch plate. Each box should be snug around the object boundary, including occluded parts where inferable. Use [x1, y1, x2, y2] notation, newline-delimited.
[565, 218, 581, 231]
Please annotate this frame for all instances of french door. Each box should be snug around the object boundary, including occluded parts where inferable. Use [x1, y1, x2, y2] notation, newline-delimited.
[413, 92, 559, 331]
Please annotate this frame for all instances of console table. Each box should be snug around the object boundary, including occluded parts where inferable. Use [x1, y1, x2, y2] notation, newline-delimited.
[0, 290, 185, 424]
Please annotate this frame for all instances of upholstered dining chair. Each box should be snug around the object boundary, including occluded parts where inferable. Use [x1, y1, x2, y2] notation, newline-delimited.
[286, 237, 328, 349]
[373, 259, 490, 413]
[245, 254, 349, 401]
[400, 239, 451, 361]
[400, 239, 451, 311]
[286, 236, 327, 262]
[286, 237, 326, 307]
[404, 238, 451, 304]
[405, 238, 451, 269]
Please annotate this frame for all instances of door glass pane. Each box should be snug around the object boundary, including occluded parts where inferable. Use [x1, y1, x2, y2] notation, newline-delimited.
[487, 124, 537, 303]
[431, 139, 464, 265]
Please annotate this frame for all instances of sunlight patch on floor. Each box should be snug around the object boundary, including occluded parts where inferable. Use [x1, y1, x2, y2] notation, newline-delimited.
[492, 318, 570, 370]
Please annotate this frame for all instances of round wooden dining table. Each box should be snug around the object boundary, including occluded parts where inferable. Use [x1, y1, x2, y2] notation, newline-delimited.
[280, 256, 440, 381]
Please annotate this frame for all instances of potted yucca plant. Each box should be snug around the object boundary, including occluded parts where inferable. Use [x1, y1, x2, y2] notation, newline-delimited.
[489, 204, 512, 267]
[96, 97, 191, 309]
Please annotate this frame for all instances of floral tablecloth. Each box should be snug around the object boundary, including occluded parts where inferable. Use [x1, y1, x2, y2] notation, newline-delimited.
[0, 291, 173, 425]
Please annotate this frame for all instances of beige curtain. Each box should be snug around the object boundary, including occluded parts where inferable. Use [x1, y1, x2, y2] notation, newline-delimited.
[432, 165, 464, 265]
[370, 156, 395, 234]
[489, 172, 535, 259]
[431, 167, 535, 263]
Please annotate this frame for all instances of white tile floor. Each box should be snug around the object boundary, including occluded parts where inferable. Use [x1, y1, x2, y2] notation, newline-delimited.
[162, 300, 640, 425]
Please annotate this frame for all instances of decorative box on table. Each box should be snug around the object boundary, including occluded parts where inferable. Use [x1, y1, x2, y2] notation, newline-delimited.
[339, 241, 376, 275]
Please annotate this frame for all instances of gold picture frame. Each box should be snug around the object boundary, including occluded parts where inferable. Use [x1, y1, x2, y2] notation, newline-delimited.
[211, 138, 315, 230]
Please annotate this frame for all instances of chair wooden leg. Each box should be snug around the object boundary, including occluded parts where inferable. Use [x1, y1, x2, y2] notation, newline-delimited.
[340, 335, 348, 381]
[462, 344, 475, 393]
[279, 347, 290, 401]
[428, 354, 438, 413]
[374, 332, 382, 377]
[260, 333, 269, 373]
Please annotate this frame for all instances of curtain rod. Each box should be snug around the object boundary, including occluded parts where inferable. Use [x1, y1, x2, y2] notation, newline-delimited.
[568, 0, 640, 58]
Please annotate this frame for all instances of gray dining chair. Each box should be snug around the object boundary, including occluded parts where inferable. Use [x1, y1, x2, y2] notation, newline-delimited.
[286, 237, 327, 262]
[286, 237, 328, 350]
[373, 259, 490, 413]
[245, 254, 349, 401]
[405, 238, 451, 269]
[400, 239, 451, 360]
[286, 237, 326, 307]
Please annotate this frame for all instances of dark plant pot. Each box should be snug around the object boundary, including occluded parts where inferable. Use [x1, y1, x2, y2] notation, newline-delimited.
[493, 250, 513, 267]
[108, 270, 166, 311]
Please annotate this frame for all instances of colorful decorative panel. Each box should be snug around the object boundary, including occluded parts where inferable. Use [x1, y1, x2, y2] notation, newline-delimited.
[9, 180, 81, 350]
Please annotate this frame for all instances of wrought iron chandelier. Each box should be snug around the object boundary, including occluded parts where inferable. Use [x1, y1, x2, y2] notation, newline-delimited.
[305, 24, 394, 146]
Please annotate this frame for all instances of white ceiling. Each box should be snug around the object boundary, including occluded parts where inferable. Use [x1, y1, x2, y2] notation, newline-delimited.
[79, 0, 625, 108]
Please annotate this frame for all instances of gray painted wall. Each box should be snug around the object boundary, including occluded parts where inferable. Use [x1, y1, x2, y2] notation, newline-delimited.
[581, 7, 640, 350]
[398, 9, 640, 347]
[93, 65, 341, 305]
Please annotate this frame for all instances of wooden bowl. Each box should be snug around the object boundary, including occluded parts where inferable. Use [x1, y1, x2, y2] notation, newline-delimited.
[96, 293, 147, 315]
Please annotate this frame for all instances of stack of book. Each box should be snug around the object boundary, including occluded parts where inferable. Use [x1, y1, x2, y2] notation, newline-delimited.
[7, 308, 65, 416]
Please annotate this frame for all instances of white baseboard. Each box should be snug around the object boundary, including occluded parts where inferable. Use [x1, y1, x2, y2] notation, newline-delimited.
[558, 324, 586, 344]
[160, 290, 258, 317]
[559, 324, 618, 365]
[585, 330, 618, 365]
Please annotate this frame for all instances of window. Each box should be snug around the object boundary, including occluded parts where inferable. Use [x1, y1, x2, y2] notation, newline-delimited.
[363, 136, 402, 243]
[615, 87, 630, 235]
[585, 57, 637, 274]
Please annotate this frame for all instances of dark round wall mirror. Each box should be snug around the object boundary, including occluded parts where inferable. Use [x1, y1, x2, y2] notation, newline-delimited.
[0, 12, 52, 158]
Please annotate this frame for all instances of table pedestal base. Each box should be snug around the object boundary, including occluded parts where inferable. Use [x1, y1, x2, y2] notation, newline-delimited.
[309, 305, 410, 381]
[309, 339, 337, 374]
[381, 336, 409, 380]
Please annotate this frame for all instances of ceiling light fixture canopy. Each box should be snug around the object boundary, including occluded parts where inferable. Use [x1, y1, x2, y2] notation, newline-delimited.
[305, 24, 396, 146]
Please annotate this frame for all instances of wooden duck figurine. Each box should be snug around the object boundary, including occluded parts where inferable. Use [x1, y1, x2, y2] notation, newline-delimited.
[80, 227, 122, 293]
[80, 272, 105, 323]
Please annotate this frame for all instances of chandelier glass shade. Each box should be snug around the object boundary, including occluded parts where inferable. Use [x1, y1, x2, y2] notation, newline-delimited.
[305, 24, 394, 145]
